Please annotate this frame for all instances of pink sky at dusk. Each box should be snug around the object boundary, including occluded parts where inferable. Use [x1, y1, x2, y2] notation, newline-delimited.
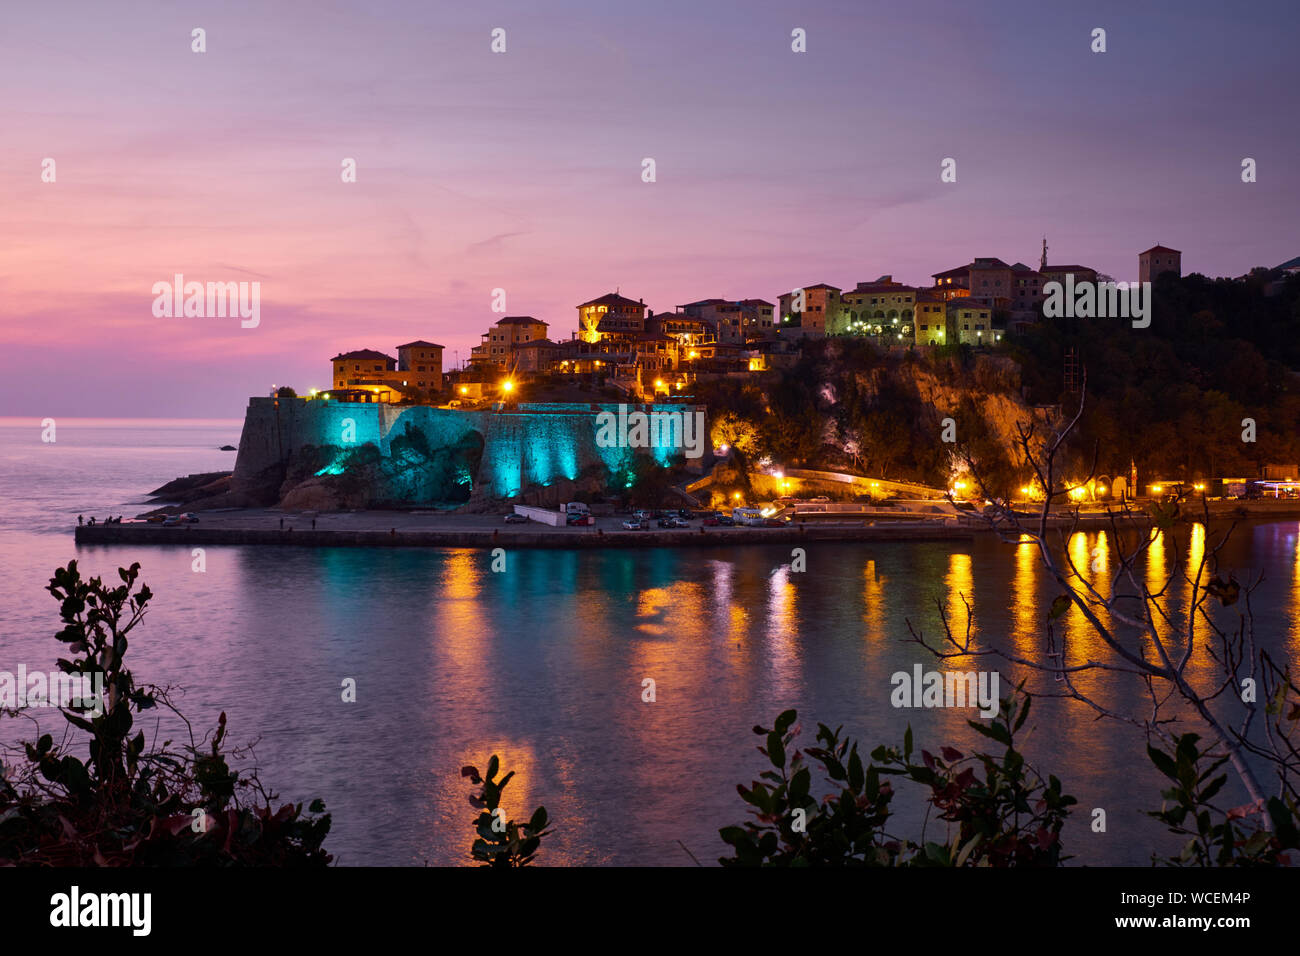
[1, 0, 1296, 416]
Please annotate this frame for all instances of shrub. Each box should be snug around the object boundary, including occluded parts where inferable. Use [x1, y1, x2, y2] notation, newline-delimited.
[0, 561, 331, 865]
[461, 756, 550, 867]
[718, 692, 1077, 866]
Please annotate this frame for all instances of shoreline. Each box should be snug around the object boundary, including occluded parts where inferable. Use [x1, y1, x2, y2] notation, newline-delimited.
[70, 500, 1300, 550]
[73, 522, 978, 549]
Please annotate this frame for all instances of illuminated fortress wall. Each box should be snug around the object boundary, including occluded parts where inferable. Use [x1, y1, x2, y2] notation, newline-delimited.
[232, 397, 703, 505]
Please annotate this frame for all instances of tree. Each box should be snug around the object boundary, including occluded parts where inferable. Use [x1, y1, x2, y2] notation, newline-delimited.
[928, 377, 1300, 853]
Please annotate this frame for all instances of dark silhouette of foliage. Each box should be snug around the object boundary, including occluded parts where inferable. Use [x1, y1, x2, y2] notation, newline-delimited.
[0, 561, 332, 865]
[718, 691, 1076, 866]
[461, 756, 550, 867]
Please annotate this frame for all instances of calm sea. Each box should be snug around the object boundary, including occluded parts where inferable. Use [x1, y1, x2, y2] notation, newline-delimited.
[1, 418, 1298, 865]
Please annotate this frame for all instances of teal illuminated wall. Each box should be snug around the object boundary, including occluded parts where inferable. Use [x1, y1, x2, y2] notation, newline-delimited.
[233, 397, 705, 505]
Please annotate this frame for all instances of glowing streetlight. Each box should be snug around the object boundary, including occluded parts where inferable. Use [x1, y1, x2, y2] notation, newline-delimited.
[501, 380, 514, 394]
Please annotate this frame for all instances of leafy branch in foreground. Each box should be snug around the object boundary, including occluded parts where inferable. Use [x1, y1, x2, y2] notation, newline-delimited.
[461, 755, 550, 867]
[1147, 731, 1299, 866]
[0, 560, 331, 865]
[719, 691, 1076, 867]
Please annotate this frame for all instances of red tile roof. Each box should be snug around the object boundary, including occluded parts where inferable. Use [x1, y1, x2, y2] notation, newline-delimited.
[578, 293, 644, 309]
[332, 349, 396, 362]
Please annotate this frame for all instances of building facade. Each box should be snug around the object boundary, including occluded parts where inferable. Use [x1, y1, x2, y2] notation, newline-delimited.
[577, 292, 646, 344]
[777, 283, 841, 338]
[1139, 245, 1182, 283]
[470, 316, 550, 369]
[842, 276, 916, 341]
[395, 341, 444, 392]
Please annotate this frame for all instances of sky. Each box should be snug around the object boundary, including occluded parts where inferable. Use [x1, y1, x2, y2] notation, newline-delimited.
[1, 0, 1297, 416]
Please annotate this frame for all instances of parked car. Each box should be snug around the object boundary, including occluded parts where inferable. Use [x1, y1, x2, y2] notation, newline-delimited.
[702, 513, 720, 527]
[146, 514, 166, 524]
[762, 517, 787, 527]
[668, 517, 691, 528]
[716, 514, 736, 526]
[810, 496, 830, 503]
[162, 515, 182, 526]
[622, 518, 648, 530]
[504, 513, 527, 523]
[182, 513, 200, 522]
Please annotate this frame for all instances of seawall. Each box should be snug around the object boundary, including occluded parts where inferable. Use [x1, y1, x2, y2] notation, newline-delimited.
[233, 397, 707, 503]
[73, 523, 975, 550]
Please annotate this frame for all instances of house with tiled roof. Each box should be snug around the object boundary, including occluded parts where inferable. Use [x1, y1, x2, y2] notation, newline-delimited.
[577, 292, 647, 343]
[1139, 245, 1181, 283]
[330, 342, 442, 401]
[842, 276, 917, 340]
[777, 283, 842, 338]
[470, 316, 550, 369]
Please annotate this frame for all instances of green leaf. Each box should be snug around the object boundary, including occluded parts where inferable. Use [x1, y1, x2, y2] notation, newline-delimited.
[767, 731, 785, 769]
[955, 833, 982, 867]
[1147, 744, 1178, 781]
[718, 826, 749, 846]
[848, 747, 865, 793]
[1013, 694, 1032, 734]
[775, 709, 797, 734]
